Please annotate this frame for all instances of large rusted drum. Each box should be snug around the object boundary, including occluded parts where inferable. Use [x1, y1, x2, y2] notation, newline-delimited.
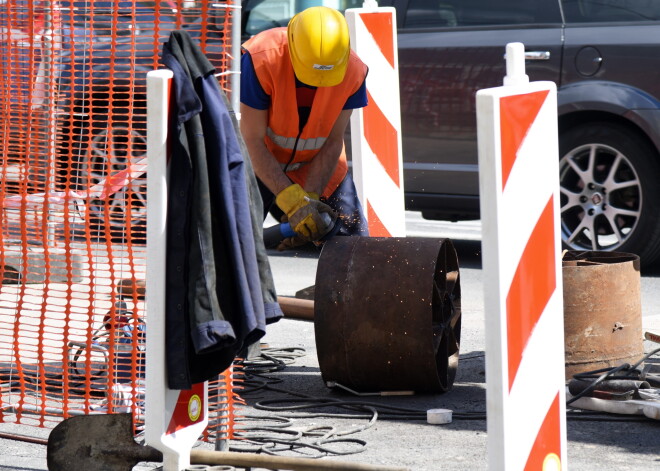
[563, 251, 644, 379]
[314, 237, 461, 393]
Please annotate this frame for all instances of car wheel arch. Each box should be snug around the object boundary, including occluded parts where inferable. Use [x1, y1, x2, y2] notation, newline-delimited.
[558, 109, 660, 162]
[558, 80, 660, 152]
[558, 80, 660, 113]
[59, 84, 148, 236]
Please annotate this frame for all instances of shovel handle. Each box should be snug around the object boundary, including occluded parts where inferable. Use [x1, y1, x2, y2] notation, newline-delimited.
[191, 448, 410, 471]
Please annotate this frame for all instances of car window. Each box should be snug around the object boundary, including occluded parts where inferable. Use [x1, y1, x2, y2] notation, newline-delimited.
[243, 0, 363, 36]
[402, 0, 561, 29]
[562, 0, 660, 22]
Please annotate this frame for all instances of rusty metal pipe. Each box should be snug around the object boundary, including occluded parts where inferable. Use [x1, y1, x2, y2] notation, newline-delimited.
[568, 378, 650, 397]
[314, 237, 461, 393]
[563, 251, 644, 379]
[0, 431, 48, 446]
[277, 296, 314, 321]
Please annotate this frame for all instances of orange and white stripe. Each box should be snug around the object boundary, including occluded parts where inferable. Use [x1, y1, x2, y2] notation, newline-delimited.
[477, 43, 567, 471]
[346, 4, 405, 237]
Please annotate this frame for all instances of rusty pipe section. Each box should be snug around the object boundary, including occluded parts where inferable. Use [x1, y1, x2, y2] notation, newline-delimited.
[314, 237, 461, 393]
[563, 250, 644, 379]
[277, 296, 314, 321]
[568, 378, 650, 399]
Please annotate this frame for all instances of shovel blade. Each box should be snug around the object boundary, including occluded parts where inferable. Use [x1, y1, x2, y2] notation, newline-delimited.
[47, 413, 161, 471]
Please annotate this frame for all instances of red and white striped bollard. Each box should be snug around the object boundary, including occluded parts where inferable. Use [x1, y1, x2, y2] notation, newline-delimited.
[346, 1, 405, 237]
[477, 42, 568, 471]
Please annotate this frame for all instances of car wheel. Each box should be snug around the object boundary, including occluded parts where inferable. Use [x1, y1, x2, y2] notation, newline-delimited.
[80, 122, 147, 240]
[559, 122, 660, 265]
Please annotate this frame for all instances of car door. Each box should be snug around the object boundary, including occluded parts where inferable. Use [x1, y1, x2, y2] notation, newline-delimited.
[556, 0, 660, 262]
[561, 0, 660, 113]
[394, 0, 563, 219]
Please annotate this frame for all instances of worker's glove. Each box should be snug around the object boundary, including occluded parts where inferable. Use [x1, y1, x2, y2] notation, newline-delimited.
[276, 212, 313, 251]
[275, 184, 337, 240]
[302, 191, 338, 240]
[277, 234, 310, 251]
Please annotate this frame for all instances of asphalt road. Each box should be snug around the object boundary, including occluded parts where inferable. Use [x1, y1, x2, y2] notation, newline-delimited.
[261, 216, 660, 471]
[3, 213, 660, 470]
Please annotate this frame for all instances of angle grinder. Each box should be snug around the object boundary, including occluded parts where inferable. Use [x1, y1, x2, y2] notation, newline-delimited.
[263, 212, 339, 249]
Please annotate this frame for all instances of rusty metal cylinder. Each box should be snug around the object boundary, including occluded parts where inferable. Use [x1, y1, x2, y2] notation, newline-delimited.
[563, 251, 644, 379]
[314, 237, 461, 393]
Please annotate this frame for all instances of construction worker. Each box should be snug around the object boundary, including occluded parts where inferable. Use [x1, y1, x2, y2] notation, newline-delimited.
[240, 6, 369, 249]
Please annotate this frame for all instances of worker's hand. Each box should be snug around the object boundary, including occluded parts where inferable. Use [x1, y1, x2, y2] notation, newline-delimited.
[277, 234, 310, 251]
[275, 212, 313, 251]
[275, 184, 337, 240]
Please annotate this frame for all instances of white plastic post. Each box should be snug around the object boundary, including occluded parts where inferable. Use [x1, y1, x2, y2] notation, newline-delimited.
[346, 4, 406, 237]
[476, 43, 567, 470]
[145, 69, 209, 471]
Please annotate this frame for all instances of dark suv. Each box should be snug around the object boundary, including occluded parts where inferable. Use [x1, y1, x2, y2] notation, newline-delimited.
[243, 0, 660, 265]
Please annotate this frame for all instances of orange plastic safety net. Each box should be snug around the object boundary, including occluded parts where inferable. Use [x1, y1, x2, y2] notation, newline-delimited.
[0, 0, 241, 439]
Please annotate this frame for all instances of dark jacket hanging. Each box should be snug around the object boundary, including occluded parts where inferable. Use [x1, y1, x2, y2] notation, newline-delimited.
[161, 30, 282, 389]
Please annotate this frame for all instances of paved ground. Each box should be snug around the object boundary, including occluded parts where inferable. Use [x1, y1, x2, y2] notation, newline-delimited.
[3, 234, 660, 470]
[253, 244, 660, 471]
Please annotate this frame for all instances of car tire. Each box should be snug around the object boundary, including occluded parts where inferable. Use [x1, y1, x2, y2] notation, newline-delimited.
[559, 122, 660, 266]
[80, 121, 148, 242]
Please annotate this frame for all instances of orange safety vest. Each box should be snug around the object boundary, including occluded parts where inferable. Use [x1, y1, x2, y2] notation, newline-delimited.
[242, 28, 368, 197]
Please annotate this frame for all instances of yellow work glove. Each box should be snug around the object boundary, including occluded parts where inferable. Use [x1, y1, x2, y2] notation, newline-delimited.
[275, 212, 311, 251]
[275, 184, 336, 240]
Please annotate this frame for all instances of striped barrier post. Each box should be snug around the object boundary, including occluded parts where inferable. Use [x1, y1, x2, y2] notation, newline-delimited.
[346, 1, 405, 237]
[476, 43, 567, 470]
[145, 69, 209, 471]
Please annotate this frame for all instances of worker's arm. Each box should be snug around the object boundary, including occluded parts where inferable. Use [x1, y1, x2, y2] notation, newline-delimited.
[304, 109, 353, 196]
[240, 103, 292, 195]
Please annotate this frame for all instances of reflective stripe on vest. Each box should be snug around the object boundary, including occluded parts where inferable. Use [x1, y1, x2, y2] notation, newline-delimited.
[266, 127, 327, 152]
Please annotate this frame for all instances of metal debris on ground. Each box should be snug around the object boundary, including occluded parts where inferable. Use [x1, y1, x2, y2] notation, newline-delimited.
[566, 347, 660, 420]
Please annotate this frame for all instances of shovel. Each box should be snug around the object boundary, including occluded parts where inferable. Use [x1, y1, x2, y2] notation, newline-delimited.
[47, 413, 410, 471]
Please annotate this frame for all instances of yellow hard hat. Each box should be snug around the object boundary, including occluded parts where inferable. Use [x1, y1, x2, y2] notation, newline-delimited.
[287, 6, 350, 87]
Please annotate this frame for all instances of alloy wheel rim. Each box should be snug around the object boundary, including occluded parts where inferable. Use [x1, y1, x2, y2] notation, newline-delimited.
[559, 142, 642, 251]
[82, 124, 148, 229]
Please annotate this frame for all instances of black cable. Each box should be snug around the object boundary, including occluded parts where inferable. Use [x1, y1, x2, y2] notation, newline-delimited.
[567, 347, 660, 405]
[234, 346, 660, 432]
[231, 349, 379, 457]
[566, 362, 633, 405]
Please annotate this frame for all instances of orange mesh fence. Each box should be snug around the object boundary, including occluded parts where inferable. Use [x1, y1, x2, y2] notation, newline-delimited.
[203, 365, 244, 443]
[0, 0, 241, 440]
